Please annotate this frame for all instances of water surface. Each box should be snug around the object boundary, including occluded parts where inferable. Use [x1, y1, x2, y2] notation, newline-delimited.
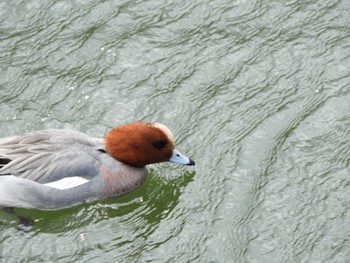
[0, 0, 349, 262]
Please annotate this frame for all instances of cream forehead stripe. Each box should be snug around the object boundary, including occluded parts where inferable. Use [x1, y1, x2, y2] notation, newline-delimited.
[153, 123, 175, 145]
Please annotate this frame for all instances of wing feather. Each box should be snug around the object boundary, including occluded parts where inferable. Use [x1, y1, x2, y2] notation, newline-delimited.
[0, 129, 105, 184]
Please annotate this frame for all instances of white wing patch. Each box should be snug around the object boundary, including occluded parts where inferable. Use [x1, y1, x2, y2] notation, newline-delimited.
[44, 177, 90, 190]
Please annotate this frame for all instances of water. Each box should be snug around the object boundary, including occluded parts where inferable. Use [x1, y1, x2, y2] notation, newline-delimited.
[0, 0, 349, 262]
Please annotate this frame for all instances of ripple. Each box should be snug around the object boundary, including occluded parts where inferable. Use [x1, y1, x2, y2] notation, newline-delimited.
[1, 0, 350, 262]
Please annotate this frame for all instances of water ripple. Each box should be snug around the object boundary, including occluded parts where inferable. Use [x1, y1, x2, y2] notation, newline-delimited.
[0, 0, 350, 262]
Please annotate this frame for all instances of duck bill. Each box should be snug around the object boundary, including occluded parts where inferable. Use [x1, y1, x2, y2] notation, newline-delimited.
[169, 149, 195, 166]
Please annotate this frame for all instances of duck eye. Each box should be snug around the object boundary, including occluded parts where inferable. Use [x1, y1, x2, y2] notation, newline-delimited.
[153, 140, 167, 149]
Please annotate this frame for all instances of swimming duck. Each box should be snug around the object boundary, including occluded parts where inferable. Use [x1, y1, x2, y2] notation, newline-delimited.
[0, 122, 194, 210]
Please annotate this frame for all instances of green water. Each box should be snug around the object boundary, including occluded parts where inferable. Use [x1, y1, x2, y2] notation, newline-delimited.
[0, 0, 349, 262]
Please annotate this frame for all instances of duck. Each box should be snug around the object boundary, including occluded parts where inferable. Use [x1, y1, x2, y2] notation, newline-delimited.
[0, 122, 195, 210]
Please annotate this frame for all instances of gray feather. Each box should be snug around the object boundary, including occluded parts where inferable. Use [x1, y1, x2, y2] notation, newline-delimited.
[0, 129, 147, 210]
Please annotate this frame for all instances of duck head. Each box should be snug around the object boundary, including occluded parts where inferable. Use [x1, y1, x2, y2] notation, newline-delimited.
[105, 122, 195, 168]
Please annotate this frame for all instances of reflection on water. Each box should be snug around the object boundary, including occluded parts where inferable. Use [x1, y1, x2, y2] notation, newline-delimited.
[0, 0, 349, 262]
